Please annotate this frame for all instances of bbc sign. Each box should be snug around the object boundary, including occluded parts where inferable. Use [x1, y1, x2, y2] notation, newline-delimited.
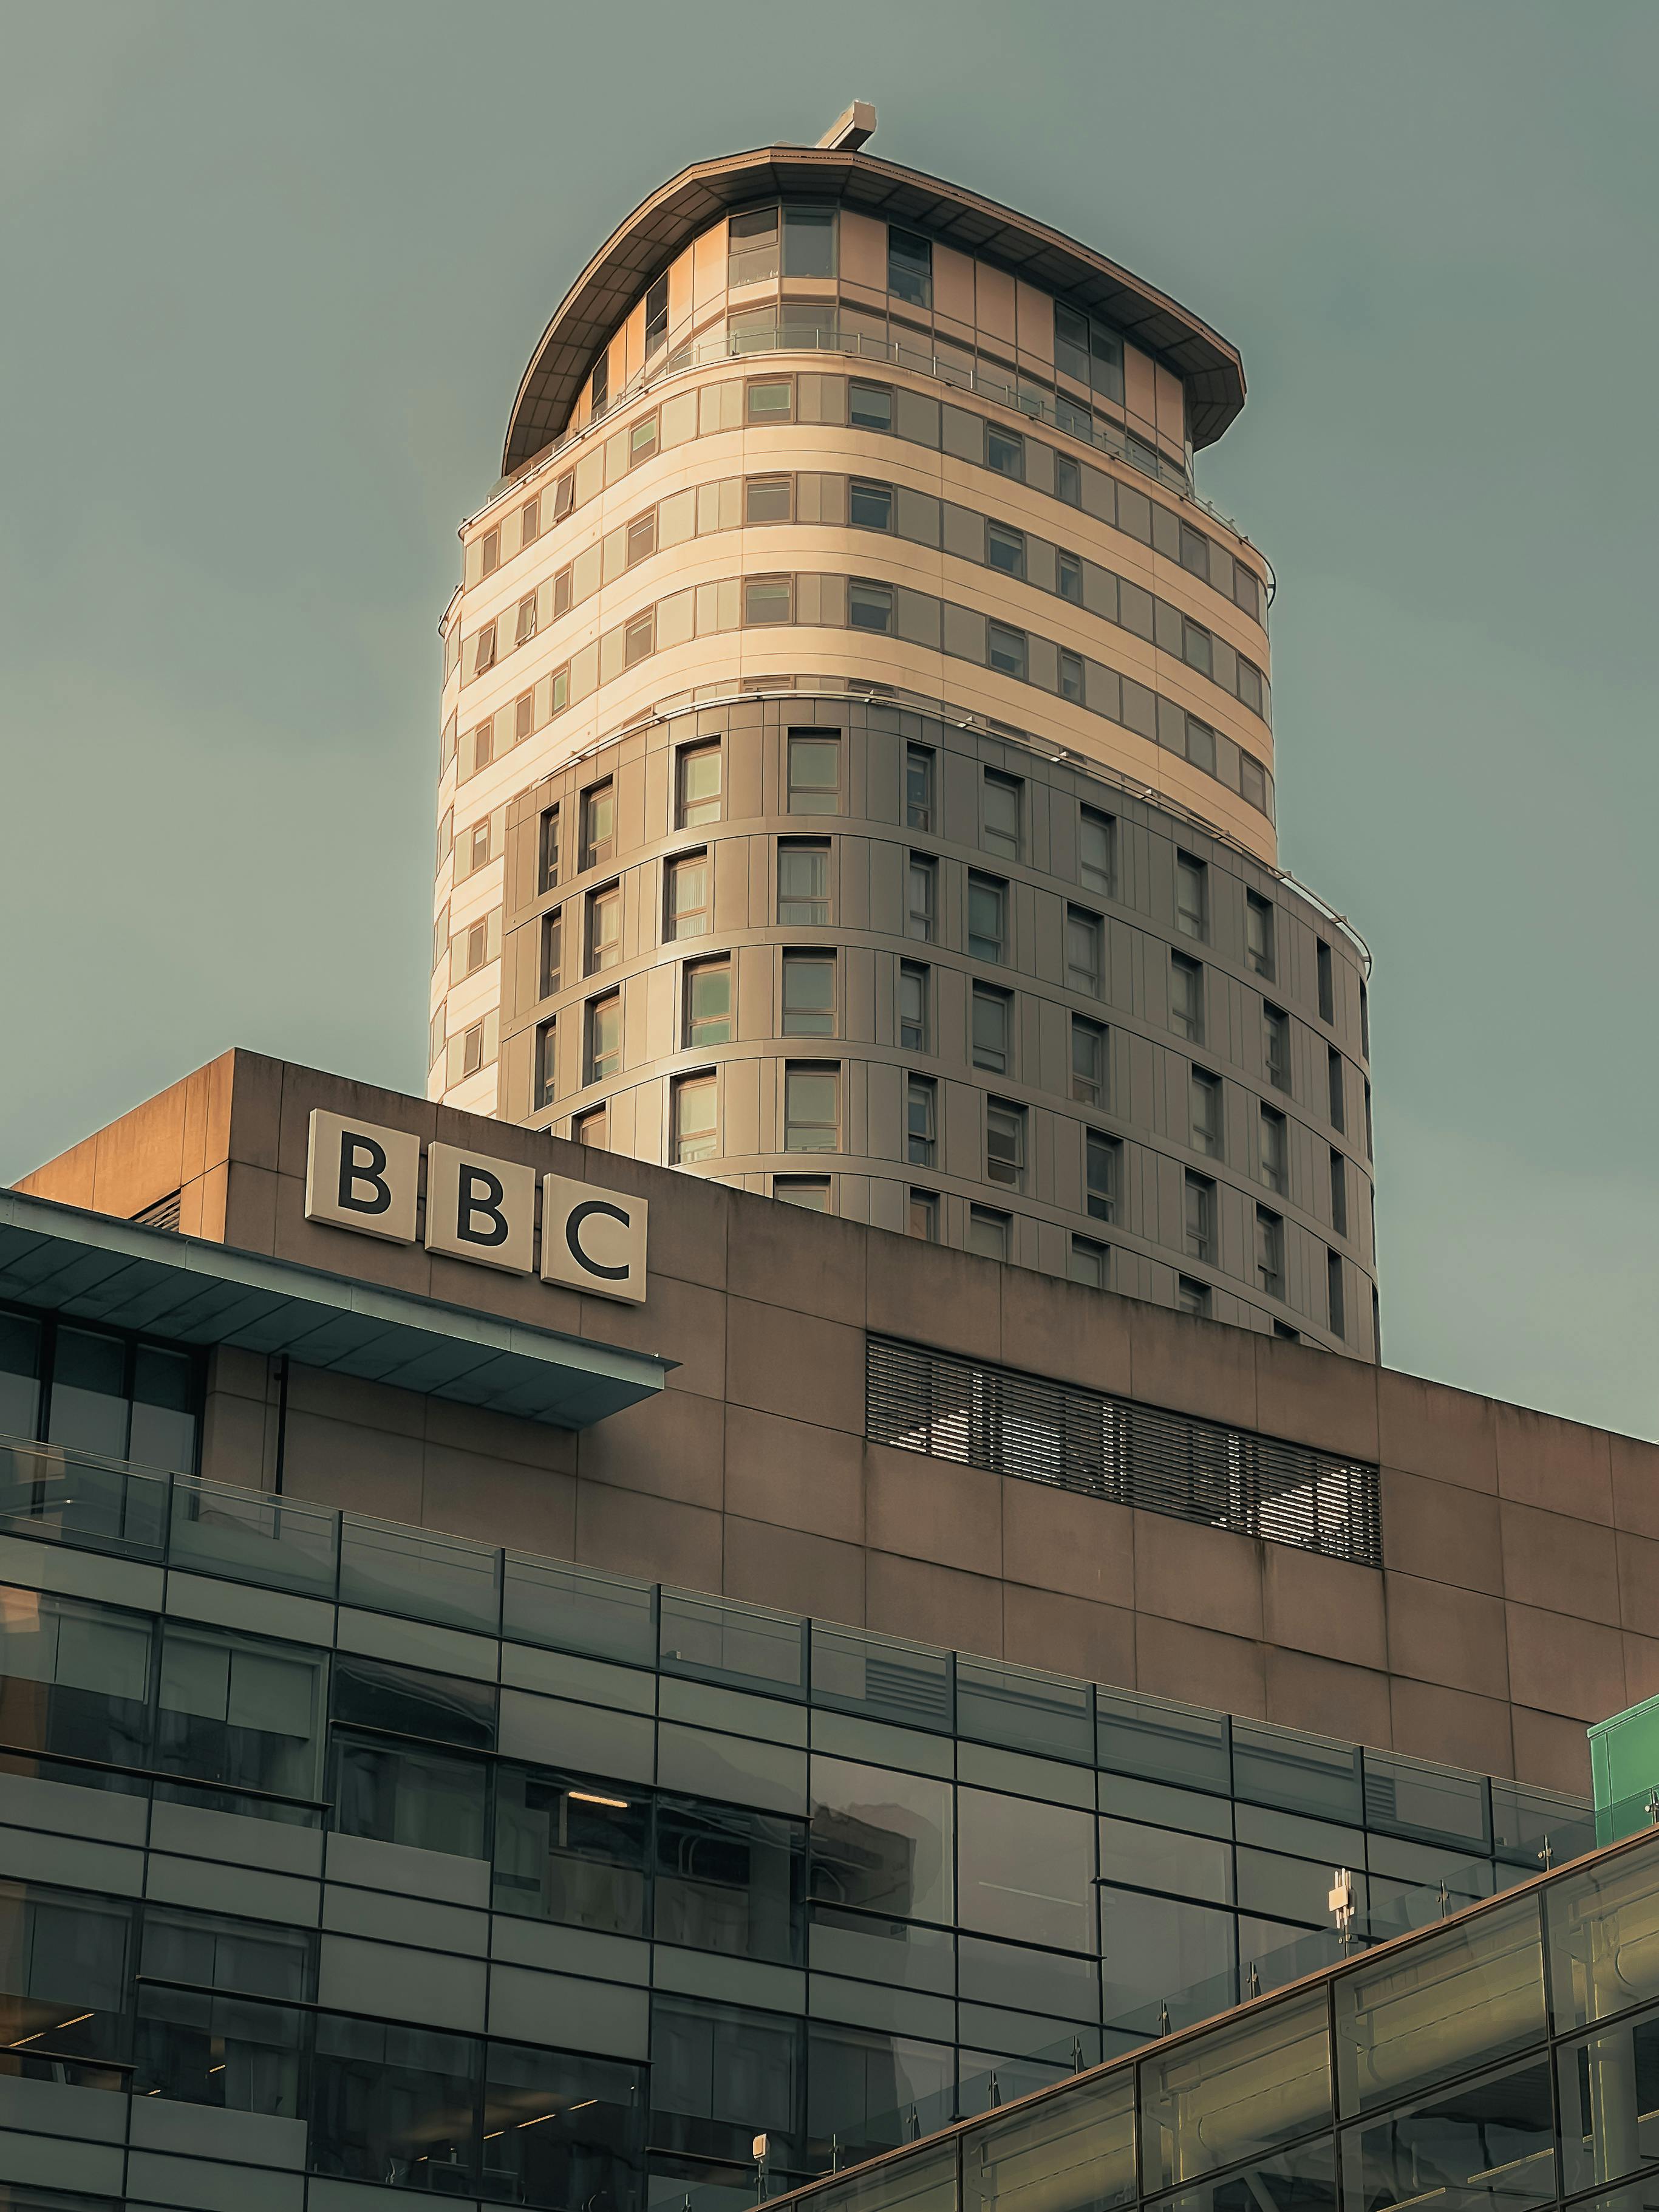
[303, 1110, 647, 1304]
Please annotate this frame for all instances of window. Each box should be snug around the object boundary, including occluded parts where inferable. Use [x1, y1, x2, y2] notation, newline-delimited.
[1264, 1004, 1291, 1091]
[1360, 977, 1371, 1059]
[586, 884, 621, 974]
[971, 985, 1011, 1073]
[987, 622, 1027, 678]
[1327, 1046, 1346, 1131]
[429, 1006, 445, 1068]
[967, 873, 1006, 963]
[848, 380, 892, 432]
[1190, 1068, 1222, 1158]
[644, 272, 669, 352]
[728, 207, 780, 287]
[787, 732, 839, 814]
[625, 510, 656, 565]
[905, 747, 935, 831]
[457, 915, 492, 981]
[746, 377, 792, 425]
[1086, 1130, 1119, 1222]
[785, 1064, 839, 1151]
[987, 522, 1025, 578]
[480, 528, 499, 577]
[1182, 620, 1213, 678]
[540, 909, 562, 997]
[587, 994, 621, 1083]
[1066, 907, 1102, 995]
[1080, 808, 1114, 896]
[1057, 549, 1083, 604]
[678, 743, 721, 828]
[1056, 453, 1082, 507]
[1327, 1250, 1346, 1338]
[553, 566, 573, 616]
[907, 1077, 936, 1167]
[515, 594, 537, 647]
[1179, 1277, 1211, 1316]
[1170, 952, 1204, 1043]
[1176, 853, 1208, 941]
[986, 426, 1024, 480]
[982, 771, 1021, 859]
[1184, 1172, 1216, 1263]
[1256, 1209, 1285, 1299]
[778, 839, 830, 924]
[471, 720, 495, 776]
[783, 203, 836, 277]
[848, 479, 893, 530]
[1246, 892, 1275, 979]
[967, 1208, 1009, 1261]
[674, 1075, 718, 1165]
[907, 854, 936, 941]
[579, 782, 615, 870]
[1070, 1237, 1108, 1289]
[1259, 1106, 1287, 1195]
[986, 1101, 1025, 1189]
[534, 1020, 557, 1110]
[899, 962, 930, 1052]
[1072, 1016, 1106, 1105]
[589, 353, 608, 417]
[666, 852, 710, 940]
[1059, 650, 1084, 703]
[848, 579, 893, 633]
[474, 621, 497, 674]
[159, 1624, 327, 1802]
[745, 475, 792, 525]
[458, 1019, 485, 1078]
[1317, 940, 1335, 1024]
[1364, 1078, 1374, 1159]
[466, 818, 492, 874]
[887, 226, 932, 307]
[685, 960, 732, 1046]
[1329, 1148, 1349, 1237]
[552, 473, 574, 521]
[744, 575, 791, 626]
[908, 1190, 938, 1241]
[629, 407, 658, 462]
[783, 951, 836, 1036]
[514, 689, 533, 742]
[775, 1177, 830, 1210]
[519, 495, 540, 547]
[575, 1106, 607, 1149]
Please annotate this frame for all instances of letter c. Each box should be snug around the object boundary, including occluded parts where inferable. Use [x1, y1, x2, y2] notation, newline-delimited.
[566, 1200, 632, 1281]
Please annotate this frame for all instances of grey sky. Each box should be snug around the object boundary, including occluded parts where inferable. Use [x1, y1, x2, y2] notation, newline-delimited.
[4, 2, 1655, 1433]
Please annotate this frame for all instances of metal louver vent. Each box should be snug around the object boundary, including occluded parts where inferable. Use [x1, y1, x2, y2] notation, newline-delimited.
[131, 1190, 182, 1233]
[866, 1335, 1381, 1569]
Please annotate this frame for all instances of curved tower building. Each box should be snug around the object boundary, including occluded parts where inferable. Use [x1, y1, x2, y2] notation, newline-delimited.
[431, 109, 1377, 1356]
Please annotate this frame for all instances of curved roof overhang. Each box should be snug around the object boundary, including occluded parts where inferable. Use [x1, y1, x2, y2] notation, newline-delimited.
[503, 146, 1247, 476]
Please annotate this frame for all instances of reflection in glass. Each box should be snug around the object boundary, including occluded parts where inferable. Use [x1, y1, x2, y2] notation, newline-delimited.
[964, 2064, 1136, 2212]
[310, 2013, 482, 2190]
[493, 1766, 649, 1934]
[1097, 1688, 1231, 1795]
[46, 1328, 128, 1459]
[958, 1789, 1094, 1953]
[1547, 1845, 1659, 2032]
[1144, 2132, 1335, 2212]
[810, 1758, 953, 1924]
[1098, 1817, 1232, 1904]
[653, 1795, 804, 1965]
[332, 1735, 488, 1860]
[650, 1995, 800, 2168]
[806, 2022, 955, 2168]
[0, 1586, 152, 1773]
[0, 1881, 132, 2063]
[156, 1626, 325, 1801]
[484, 2041, 644, 2212]
[135, 1983, 302, 2117]
[1101, 1888, 1236, 2032]
[1140, 1988, 1331, 2191]
[1340, 2057, 1554, 2212]
[1558, 1998, 1659, 2194]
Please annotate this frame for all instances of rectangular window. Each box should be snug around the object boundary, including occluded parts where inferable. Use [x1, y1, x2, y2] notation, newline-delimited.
[1086, 1130, 1119, 1222]
[908, 1190, 939, 1242]
[590, 353, 608, 417]
[644, 272, 670, 352]
[783, 203, 836, 278]
[1327, 1046, 1346, 1131]
[1329, 1148, 1349, 1237]
[1259, 1106, 1287, 1195]
[678, 743, 722, 828]
[468, 818, 492, 873]
[674, 1075, 718, 1165]
[1183, 620, 1213, 678]
[534, 1020, 557, 1110]
[787, 731, 839, 814]
[1256, 1209, 1285, 1299]
[1080, 807, 1115, 896]
[899, 961, 930, 1053]
[775, 1176, 830, 1210]
[967, 1207, 1009, 1261]
[1265, 1004, 1291, 1091]
[782, 951, 836, 1036]
[907, 1076, 936, 1167]
[905, 747, 935, 831]
[983, 771, 1021, 859]
[514, 689, 534, 742]
[576, 1104, 607, 1149]
[1057, 549, 1083, 604]
[553, 473, 574, 521]
[1066, 907, 1102, 995]
[1317, 940, 1335, 1024]
[580, 782, 615, 871]
[458, 1019, 485, 1078]
[553, 566, 573, 616]
[1360, 977, 1371, 1059]
[1190, 1068, 1222, 1158]
[848, 380, 893, 432]
[515, 594, 537, 647]
[987, 622, 1027, 678]
[587, 995, 621, 1083]
[778, 839, 830, 924]
[1056, 453, 1083, 507]
[685, 960, 732, 1047]
[1176, 853, 1208, 941]
[972, 985, 1011, 1073]
[785, 1064, 839, 1152]
[1054, 304, 1089, 383]
[480, 529, 499, 577]
[1327, 1250, 1346, 1337]
[848, 579, 893, 633]
[728, 206, 780, 287]
[1184, 1173, 1216, 1264]
[1179, 1276, 1211, 1316]
[907, 854, 936, 941]
[848, 479, 893, 530]
[1070, 1237, 1108, 1289]
[1170, 952, 1204, 1043]
[1364, 1078, 1374, 1160]
[967, 873, 1007, 963]
[586, 884, 621, 974]
[539, 909, 564, 1002]
[1072, 1016, 1106, 1106]
[745, 377, 792, 425]
[887, 226, 932, 307]
[1245, 892, 1275, 979]
[986, 427, 1024, 480]
[743, 575, 791, 626]
[474, 620, 497, 674]
[625, 510, 656, 565]
[666, 852, 710, 940]
[744, 475, 792, 525]
[520, 495, 539, 546]
[986, 1100, 1025, 1189]
[1059, 649, 1084, 702]
[987, 522, 1026, 579]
